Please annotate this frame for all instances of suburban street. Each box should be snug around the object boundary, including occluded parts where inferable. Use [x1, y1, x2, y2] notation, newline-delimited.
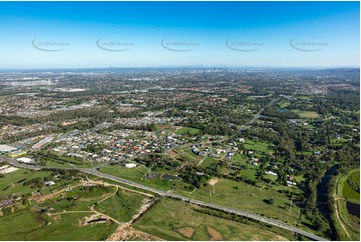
[1, 155, 328, 241]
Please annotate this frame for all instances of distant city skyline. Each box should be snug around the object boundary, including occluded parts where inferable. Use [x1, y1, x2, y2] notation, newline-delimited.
[0, 1, 359, 68]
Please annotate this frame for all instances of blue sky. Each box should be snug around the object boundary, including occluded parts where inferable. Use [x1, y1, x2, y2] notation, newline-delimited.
[0, 1, 359, 68]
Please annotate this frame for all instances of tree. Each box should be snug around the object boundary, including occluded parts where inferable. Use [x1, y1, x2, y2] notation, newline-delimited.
[313, 216, 325, 231]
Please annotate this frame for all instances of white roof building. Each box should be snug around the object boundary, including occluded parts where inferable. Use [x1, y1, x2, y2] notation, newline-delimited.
[44, 181, 56, 186]
[125, 163, 137, 168]
[16, 157, 33, 163]
[0, 165, 19, 174]
[0, 145, 17, 153]
[265, 171, 278, 176]
[287, 181, 297, 186]
[238, 138, 246, 143]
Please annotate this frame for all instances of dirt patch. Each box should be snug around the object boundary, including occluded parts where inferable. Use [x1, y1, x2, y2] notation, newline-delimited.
[158, 125, 172, 129]
[107, 223, 162, 241]
[207, 227, 223, 241]
[29, 192, 44, 202]
[78, 213, 110, 227]
[252, 234, 287, 241]
[176, 227, 195, 239]
[168, 150, 178, 156]
[208, 178, 219, 186]
[53, 215, 61, 221]
[62, 120, 79, 126]
[273, 234, 288, 241]
[251, 235, 262, 240]
[130, 197, 154, 223]
[47, 213, 61, 221]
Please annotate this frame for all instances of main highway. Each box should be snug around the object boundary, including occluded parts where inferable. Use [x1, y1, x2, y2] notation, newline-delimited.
[0, 155, 327, 241]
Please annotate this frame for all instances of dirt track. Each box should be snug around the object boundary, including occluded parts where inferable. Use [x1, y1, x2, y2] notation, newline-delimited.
[334, 195, 351, 238]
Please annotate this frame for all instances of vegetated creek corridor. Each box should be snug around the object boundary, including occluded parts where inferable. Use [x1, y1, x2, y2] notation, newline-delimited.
[317, 165, 338, 240]
[0, 155, 328, 241]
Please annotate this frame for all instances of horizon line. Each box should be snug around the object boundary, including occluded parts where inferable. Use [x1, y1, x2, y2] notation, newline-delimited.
[0, 66, 359, 71]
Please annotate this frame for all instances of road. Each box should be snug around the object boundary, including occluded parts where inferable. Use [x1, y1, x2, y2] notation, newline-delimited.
[1, 155, 328, 241]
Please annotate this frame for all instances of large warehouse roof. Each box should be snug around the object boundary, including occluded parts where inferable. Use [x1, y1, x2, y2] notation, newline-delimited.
[0, 145, 18, 152]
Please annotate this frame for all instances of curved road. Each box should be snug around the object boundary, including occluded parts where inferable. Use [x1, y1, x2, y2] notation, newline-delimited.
[1, 155, 327, 241]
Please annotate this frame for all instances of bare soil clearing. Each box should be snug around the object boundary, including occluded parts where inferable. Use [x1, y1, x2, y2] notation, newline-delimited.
[106, 223, 162, 241]
[208, 178, 219, 186]
[207, 227, 223, 241]
[78, 213, 111, 226]
[176, 226, 195, 238]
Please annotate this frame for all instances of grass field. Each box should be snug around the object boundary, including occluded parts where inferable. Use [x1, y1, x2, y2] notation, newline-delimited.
[36, 151, 100, 169]
[44, 160, 74, 168]
[334, 170, 360, 240]
[0, 184, 123, 240]
[336, 199, 360, 241]
[240, 168, 257, 180]
[0, 169, 53, 197]
[294, 111, 320, 119]
[37, 185, 115, 212]
[0, 167, 91, 197]
[173, 147, 201, 163]
[175, 178, 316, 233]
[175, 127, 200, 136]
[341, 169, 360, 203]
[99, 164, 178, 191]
[230, 153, 247, 164]
[100, 165, 148, 181]
[134, 198, 294, 241]
[94, 188, 146, 222]
[263, 174, 278, 182]
[0, 173, 152, 240]
[155, 124, 173, 130]
[244, 140, 269, 153]
[199, 157, 218, 168]
[180, 152, 198, 163]
[0, 208, 116, 240]
[140, 177, 174, 191]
